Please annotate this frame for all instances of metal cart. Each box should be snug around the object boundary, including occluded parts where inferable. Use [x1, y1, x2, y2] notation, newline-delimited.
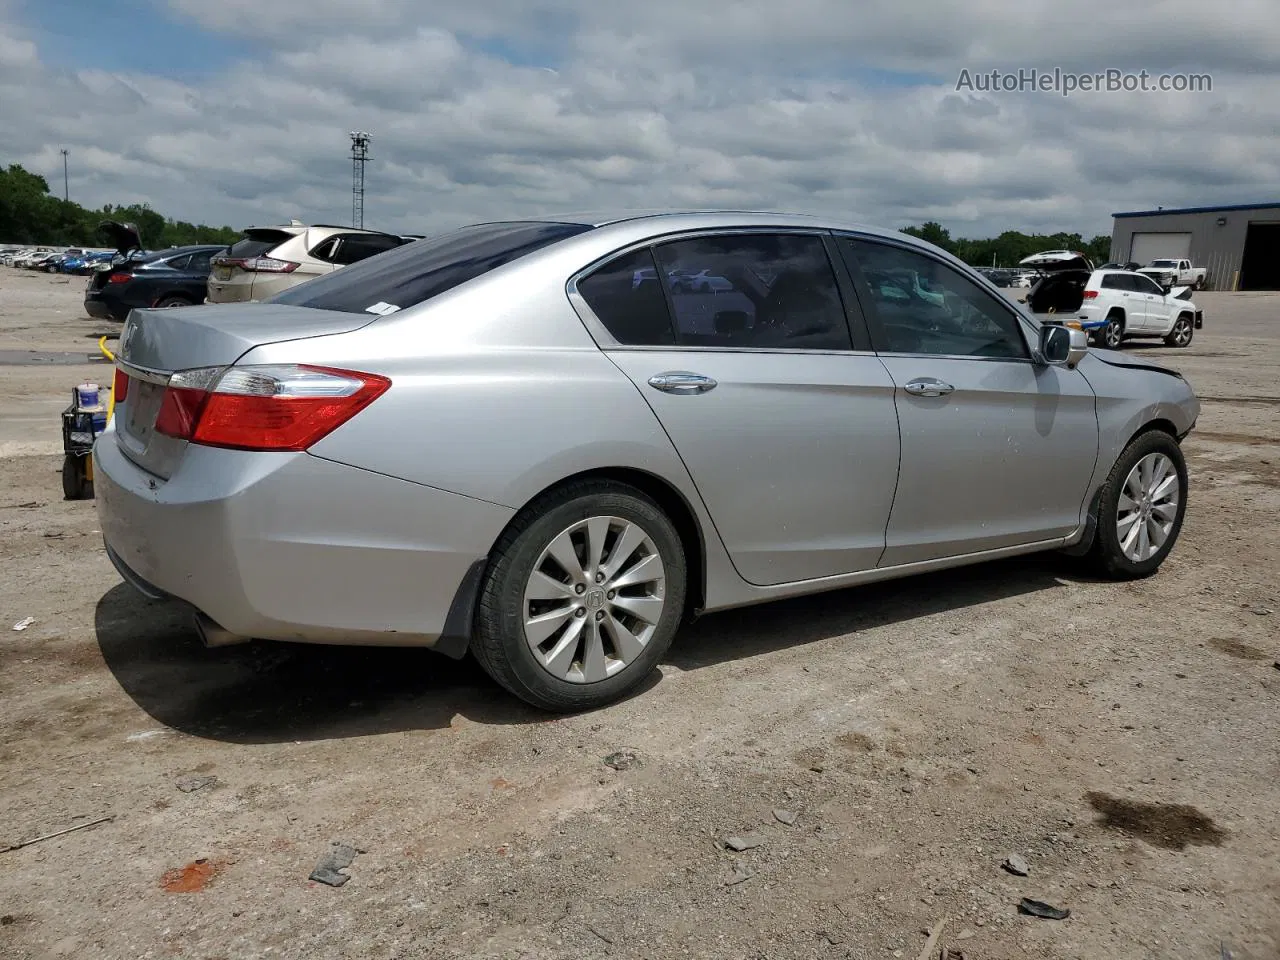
[60, 337, 117, 500]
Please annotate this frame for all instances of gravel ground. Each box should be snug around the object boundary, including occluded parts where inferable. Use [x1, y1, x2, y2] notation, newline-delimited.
[1, 270, 1278, 960]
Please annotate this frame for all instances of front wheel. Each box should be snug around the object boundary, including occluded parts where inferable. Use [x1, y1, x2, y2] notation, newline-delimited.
[1087, 431, 1188, 580]
[471, 481, 687, 712]
[1164, 314, 1194, 348]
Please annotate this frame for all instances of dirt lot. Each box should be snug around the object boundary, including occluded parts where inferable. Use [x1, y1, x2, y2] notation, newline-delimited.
[1, 270, 1278, 960]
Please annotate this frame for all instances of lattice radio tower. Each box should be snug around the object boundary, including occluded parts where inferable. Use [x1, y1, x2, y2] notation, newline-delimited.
[349, 132, 371, 229]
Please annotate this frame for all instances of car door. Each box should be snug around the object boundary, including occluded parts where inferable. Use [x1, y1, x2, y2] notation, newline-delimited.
[571, 232, 902, 586]
[1131, 272, 1172, 333]
[836, 236, 1099, 567]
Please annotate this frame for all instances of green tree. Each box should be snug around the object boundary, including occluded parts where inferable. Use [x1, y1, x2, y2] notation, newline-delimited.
[0, 162, 241, 249]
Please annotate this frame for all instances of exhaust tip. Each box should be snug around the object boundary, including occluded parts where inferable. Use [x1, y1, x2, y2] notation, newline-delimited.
[193, 612, 251, 648]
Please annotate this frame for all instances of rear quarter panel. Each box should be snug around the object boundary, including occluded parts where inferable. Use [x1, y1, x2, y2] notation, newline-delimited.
[237, 259, 745, 607]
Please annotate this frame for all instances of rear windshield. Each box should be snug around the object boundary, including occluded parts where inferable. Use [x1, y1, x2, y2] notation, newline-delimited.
[267, 221, 594, 315]
[1150, 260, 1178, 267]
[223, 230, 294, 260]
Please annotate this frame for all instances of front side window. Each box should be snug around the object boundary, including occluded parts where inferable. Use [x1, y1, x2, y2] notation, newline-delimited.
[1133, 274, 1165, 295]
[270, 221, 594, 314]
[840, 238, 1029, 359]
[651, 234, 852, 350]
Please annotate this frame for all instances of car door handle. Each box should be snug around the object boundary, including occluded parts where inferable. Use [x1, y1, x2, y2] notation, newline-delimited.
[648, 372, 717, 395]
[903, 378, 954, 398]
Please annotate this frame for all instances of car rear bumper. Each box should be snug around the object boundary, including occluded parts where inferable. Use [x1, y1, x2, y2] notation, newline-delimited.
[93, 435, 515, 648]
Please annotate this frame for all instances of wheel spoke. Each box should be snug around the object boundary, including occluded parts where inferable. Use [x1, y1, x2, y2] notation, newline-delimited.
[1120, 518, 1141, 556]
[611, 594, 664, 625]
[545, 530, 586, 583]
[1116, 511, 1140, 535]
[1149, 456, 1170, 492]
[525, 606, 574, 648]
[1152, 500, 1178, 521]
[1118, 492, 1139, 513]
[525, 570, 574, 602]
[584, 516, 612, 575]
[1151, 474, 1178, 502]
[1136, 520, 1150, 560]
[601, 521, 645, 581]
[605, 613, 646, 663]
[1139, 456, 1154, 491]
[610, 553, 664, 591]
[541, 618, 586, 677]
[1147, 515, 1168, 549]
[580, 622, 608, 683]
[1124, 472, 1145, 501]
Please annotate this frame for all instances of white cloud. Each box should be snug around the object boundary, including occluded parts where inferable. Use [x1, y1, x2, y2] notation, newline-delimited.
[2, 0, 1278, 240]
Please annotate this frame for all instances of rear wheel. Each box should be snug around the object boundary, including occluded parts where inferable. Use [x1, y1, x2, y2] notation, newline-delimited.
[1165, 314, 1194, 347]
[155, 295, 193, 308]
[472, 480, 686, 712]
[1086, 431, 1187, 580]
[1100, 313, 1125, 349]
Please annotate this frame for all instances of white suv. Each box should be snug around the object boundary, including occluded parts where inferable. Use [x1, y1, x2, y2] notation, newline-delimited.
[207, 222, 407, 303]
[1026, 260, 1202, 350]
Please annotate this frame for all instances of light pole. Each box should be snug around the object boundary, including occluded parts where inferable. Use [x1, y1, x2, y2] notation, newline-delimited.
[60, 149, 69, 202]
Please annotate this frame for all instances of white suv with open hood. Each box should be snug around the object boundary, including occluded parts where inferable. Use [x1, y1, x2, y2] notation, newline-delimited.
[1022, 252, 1202, 349]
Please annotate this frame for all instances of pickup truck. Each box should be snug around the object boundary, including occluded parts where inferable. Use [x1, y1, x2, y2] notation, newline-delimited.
[1137, 259, 1207, 290]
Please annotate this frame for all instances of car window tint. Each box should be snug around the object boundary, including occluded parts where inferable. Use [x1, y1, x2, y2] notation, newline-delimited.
[576, 248, 675, 346]
[164, 254, 191, 270]
[328, 234, 403, 266]
[840, 239, 1028, 359]
[269, 221, 594, 314]
[187, 251, 215, 274]
[651, 234, 852, 350]
[1134, 274, 1163, 295]
[1100, 274, 1125, 290]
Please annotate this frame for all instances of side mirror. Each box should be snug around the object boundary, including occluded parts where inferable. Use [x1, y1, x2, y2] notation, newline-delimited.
[1039, 324, 1089, 368]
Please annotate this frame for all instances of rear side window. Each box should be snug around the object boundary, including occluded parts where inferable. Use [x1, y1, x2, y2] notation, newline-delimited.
[269, 221, 593, 314]
[187, 250, 216, 274]
[1100, 274, 1125, 290]
[576, 249, 676, 346]
[652, 234, 852, 350]
[328, 233, 404, 265]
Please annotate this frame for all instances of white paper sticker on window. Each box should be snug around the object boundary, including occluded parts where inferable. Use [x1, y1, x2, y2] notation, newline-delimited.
[364, 301, 401, 316]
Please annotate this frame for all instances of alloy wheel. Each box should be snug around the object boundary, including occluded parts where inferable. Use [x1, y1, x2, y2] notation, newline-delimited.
[522, 516, 667, 684]
[1116, 453, 1180, 562]
[1172, 318, 1192, 346]
[1104, 319, 1123, 349]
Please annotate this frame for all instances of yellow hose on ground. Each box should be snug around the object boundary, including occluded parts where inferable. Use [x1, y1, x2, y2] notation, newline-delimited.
[98, 336, 117, 422]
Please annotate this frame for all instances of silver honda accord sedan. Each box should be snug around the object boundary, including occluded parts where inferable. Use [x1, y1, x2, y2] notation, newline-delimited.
[95, 211, 1200, 711]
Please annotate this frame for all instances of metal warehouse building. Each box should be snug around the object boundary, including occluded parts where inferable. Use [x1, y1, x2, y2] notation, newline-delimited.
[1110, 202, 1280, 291]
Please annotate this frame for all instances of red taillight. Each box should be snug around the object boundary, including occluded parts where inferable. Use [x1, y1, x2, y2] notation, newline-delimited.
[108, 272, 132, 284]
[1083, 290, 1099, 299]
[112, 367, 129, 403]
[154, 365, 390, 451]
[213, 256, 299, 274]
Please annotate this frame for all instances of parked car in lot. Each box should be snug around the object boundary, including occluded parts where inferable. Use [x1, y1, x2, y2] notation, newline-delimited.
[206, 222, 408, 303]
[1138, 258, 1207, 290]
[96, 211, 1199, 712]
[85, 244, 226, 321]
[1025, 254, 1202, 349]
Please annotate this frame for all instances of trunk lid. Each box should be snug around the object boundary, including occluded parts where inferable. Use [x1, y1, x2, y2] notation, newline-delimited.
[1018, 250, 1095, 273]
[113, 303, 379, 479]
[99, 220, 143, 256]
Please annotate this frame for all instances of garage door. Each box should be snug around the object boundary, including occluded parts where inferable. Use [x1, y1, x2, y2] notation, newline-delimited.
[1129, 232, 1192, 265]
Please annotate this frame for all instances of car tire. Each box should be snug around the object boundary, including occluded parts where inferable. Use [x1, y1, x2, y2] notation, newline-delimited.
[62, 454, 92, 500]
[1193, 278, 1203, 290]
[1086, 430, 1188, 581]
[155, 295, 193, 308]
[472, 480, 687, 712]
[1101, 313, 1125, 349]
[1164, 314, 1194, 348]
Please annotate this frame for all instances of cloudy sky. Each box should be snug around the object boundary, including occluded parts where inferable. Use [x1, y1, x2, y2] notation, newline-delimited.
[3, 0, 1278, 238]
